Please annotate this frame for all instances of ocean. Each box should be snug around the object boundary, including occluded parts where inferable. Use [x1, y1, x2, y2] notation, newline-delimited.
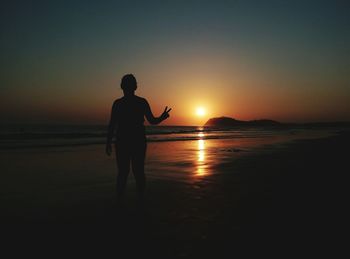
[0, 124, 341, 149]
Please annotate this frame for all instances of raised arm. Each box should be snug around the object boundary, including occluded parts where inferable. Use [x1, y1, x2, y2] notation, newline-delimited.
[144, 100, 171, 125]
[106, 101, 118, 155]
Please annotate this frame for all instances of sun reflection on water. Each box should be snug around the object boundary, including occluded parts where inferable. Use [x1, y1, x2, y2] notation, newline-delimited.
[196, 130, 207, 176]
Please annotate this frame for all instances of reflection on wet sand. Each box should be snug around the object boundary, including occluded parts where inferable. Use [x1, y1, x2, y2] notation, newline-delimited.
[196, 130, 207, 176]
[145, 126, 331, 182]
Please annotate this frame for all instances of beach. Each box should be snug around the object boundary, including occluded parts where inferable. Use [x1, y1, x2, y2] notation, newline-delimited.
[3, 0, 349, 257]
[1, 128, 348, 257]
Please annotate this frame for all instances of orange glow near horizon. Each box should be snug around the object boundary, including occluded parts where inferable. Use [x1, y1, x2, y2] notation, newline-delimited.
[3, 50, 350, 126]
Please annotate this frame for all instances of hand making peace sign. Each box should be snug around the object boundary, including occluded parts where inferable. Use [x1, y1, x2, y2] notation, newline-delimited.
[161, 106, 172, 120]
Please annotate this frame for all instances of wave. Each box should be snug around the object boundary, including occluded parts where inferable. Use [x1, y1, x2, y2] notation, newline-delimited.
[0, 126, 219, 139]
[0, 131, 295, 150]
[0, 125, 342, 150]
[0, 124, 339, 149]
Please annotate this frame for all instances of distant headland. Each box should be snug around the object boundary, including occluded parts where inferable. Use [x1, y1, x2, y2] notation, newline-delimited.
[204, 117, 280, 127]
[204, 116, 350, 128]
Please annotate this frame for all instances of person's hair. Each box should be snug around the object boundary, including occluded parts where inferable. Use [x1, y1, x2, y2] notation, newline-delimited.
[121, 74, 137, 91]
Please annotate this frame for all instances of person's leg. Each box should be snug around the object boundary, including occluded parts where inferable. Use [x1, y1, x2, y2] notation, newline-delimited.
[131, 141, 147, 202]
[115, 143, 131, 201]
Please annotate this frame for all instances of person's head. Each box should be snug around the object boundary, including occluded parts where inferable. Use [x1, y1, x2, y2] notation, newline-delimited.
[121, 74, 137, 94]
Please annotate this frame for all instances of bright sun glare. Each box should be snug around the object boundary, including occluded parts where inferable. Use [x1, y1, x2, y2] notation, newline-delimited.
[196, 107, 206, 117]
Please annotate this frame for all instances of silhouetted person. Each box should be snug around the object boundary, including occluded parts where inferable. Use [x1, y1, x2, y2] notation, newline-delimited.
[106, 74, 171, 203]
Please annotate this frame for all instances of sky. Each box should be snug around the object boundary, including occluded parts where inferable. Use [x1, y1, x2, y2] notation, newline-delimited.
[1, 0, 349, 125]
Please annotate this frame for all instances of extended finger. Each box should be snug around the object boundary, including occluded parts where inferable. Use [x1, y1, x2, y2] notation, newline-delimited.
[166, 108, 172, 113]
[164, 106, 168, 112]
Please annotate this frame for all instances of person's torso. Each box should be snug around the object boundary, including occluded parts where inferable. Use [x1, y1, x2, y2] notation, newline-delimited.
[114, 95, 146, 141]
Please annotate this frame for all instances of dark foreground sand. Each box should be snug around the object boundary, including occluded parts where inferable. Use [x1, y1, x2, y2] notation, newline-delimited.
[2, 131, 349, 258]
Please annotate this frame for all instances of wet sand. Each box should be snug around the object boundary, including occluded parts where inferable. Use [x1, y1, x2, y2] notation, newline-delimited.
[1, 130, 348, 257]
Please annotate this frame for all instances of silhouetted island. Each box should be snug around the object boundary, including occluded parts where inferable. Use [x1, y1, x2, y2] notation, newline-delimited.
[205, 117, 350, 128]
[204, 116, 281, 127]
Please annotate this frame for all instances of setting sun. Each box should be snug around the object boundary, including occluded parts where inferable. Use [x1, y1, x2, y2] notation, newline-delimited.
[196, 107, 206, 117]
